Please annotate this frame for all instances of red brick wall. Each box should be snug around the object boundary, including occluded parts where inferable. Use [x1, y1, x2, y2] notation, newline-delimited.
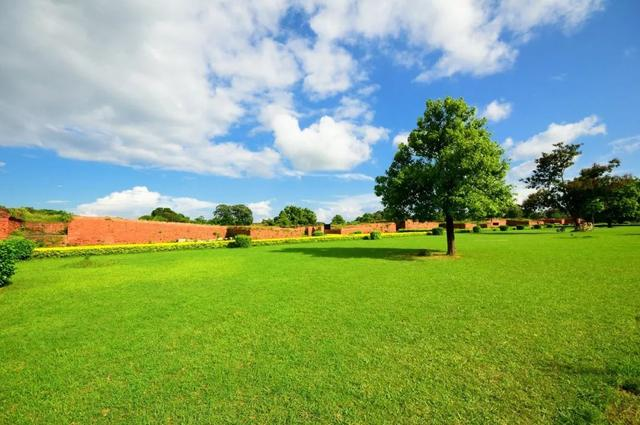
[453, 222, 475, 230]
[66, 217, 228, 245]
[327, 222, 397, 235]
[506, 219, 545, 226]
[398, 220, 440, 230]
[480, 219, 506, 228]
[228, 225, 323, 239]
[0, 211, 23, 239]
[22, 222, 68, 234]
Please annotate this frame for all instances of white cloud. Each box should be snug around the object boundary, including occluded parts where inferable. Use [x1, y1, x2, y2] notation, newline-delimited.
[610, 135, 640, 155]
[75, 186, 216, 219]
[310, 193, 383, 222]
[392, 132, 410, 147]
[334, 173, 375, 181]
[290, 39, 359, 97]
[334, 97, 374, 122]
[482, 100, 512, 122]
[508, 115, 606, 160]
[0, 161, 5, 167]
[264, 106, 387, 172]
[247, 200, 274, 221]
[0, 1, 603, 177]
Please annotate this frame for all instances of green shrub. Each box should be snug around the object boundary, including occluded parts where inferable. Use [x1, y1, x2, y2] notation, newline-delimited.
[431, 227, 444, 235]
[546, 224, 554, 228]
[516, 225, 525, 230]
[3, 237, 36, 260]
[312, 231, 324, 237]
[230, 234, 252, 248]
[0, 244, 16, 287]
[556, 226, 566, 232]
[353, 230, 363, 234]
[472, 226, 481, 233]
[533, 224, 542, 229]
[370, 231, 382, 240]
[499, 225, 509, 231]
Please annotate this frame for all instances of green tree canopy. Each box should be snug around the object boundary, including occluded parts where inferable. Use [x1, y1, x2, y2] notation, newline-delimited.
[331, 214, 346, 225]
[354, 210, 388, 223]
[375, 97, 512, 255]
[273, 205, 317, 227]
[211, 204, 253, 226]
[139, 207, 190, 223]
[522, 143, 630, 227]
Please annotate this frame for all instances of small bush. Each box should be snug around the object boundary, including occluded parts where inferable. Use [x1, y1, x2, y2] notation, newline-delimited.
[431, 227, 444, 235]
[556, 226, 566, 233]
[353, 230, 363, 234]
[499, 225, 509, 231]
[229, 235, 252, 248]
[370, 231, 382, 240]
[472, 226, 481, 233]
[312, 231, 324, 237]
[516, 225, 525, 230]
[0, 244, 16, 287]
[532, 224, 542, 230]
[3, 237, 36, 260]
[545, 224, 554, 228]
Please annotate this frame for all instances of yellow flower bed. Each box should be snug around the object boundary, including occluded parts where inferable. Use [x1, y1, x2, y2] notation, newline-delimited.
[32, 231, 429, 258]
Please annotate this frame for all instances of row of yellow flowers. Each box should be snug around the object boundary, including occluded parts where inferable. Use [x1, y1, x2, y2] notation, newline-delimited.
[32, 231, 430, 258]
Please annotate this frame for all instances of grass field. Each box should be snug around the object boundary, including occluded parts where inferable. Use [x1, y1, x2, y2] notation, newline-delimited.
[1, 228, 639, 424]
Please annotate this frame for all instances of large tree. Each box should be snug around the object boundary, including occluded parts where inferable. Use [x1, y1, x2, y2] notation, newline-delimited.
[211, 204, 253, 225]
[375, 97, 512, 255]
[597, 176, 640, 226]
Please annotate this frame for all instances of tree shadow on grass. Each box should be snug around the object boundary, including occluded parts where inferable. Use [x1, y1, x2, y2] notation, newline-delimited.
[277, 247, 445, 261]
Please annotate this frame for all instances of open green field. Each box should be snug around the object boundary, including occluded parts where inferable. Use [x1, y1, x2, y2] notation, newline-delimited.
[1, 228, 639, 424]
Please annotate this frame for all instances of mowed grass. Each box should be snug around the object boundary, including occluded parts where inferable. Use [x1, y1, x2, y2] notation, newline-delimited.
[1, 228, 639, 424]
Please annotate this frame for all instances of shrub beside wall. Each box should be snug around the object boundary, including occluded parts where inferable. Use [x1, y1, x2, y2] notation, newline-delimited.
[230, 235, 252, 248]
[3, 237, 36, 260]
[499, 225, 509, 232]
[0, 243, 16, 287]
[370, 231, 382, 240]
[431, 227, 444, 235]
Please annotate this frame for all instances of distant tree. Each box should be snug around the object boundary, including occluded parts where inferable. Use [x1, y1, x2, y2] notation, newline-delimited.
[375, 97, 512, 255]
[273, 205, 317, 227]
[211, 204, 253, 225]
[193, 216, 208, 224]
[139, 207, 190, 223]
[354, 210, 388, 223]
[504, 204, 524, 219]
[523, 143, 625, 228]
[261, 218, 275, 226]
[331, 214, 346, 225]
[596, 175, 640, 226]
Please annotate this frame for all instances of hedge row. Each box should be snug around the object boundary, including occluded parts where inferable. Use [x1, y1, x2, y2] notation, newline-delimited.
[32, 231, 429, 258]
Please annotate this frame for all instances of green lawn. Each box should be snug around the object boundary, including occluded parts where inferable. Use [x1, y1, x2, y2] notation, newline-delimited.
[1, 228, 639, 424]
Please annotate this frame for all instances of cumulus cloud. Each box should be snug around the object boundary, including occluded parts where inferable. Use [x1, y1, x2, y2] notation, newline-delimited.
[263, 106, 387, 172]
[247, 200, 274, 221]
[392, 132, 410, 147]
[482, 100, 512, 122]
[75, 186, 217, 219]
[0, 1, 603, 177]
[508, 115, 606, 161]
[310, 193, 383, 222]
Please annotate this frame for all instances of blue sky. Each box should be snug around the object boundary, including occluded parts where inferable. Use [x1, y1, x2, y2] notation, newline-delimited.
[1, 0, 638, 222]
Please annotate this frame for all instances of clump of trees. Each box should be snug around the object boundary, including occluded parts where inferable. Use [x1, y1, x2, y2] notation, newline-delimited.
[331, 215, 346, 225]
[210, 204, 253, 225]
[139, 207, 191, 223]
[267, 205, 317, 227]
[139, 204, 254, 225]
[522, 143, 640, 228]
[354, 210, 389, 223]
[375, 97, 512, 255]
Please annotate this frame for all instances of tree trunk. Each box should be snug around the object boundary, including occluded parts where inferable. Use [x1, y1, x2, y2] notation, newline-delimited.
[445, 214, 456, 256]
